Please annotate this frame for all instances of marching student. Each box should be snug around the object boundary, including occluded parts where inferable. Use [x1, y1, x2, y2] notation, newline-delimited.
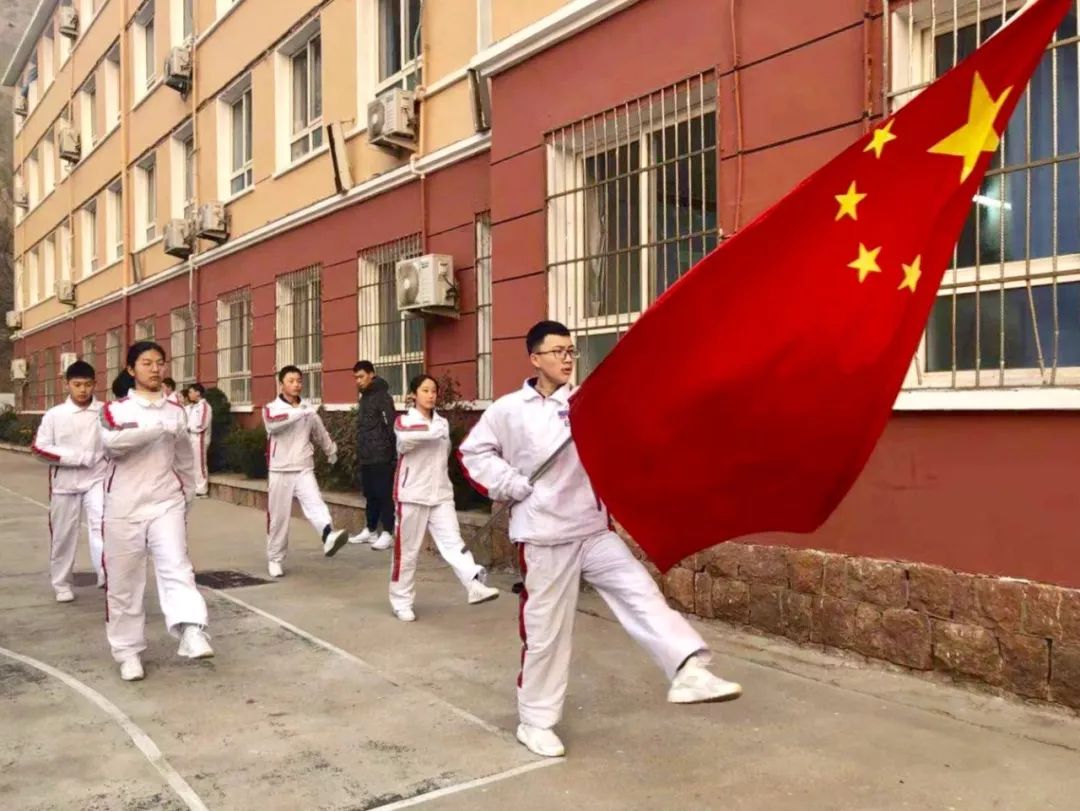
[348, 361, 397, 550]
[162, 377, 180, 405]
[185, 383, 212, 497]
[31, 360, 107, 600]
[389, 374, 500, 622]
[99, 342, 213, 682]
[458, 320, 742, 759]
[263, 365, 349, 577]
[111, 369, 134, 400]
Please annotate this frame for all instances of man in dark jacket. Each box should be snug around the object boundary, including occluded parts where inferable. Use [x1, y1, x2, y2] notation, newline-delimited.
[349, 361, 397, 550]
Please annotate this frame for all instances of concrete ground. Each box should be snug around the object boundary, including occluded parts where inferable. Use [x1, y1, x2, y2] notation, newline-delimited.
[1, 451, 1079, 811]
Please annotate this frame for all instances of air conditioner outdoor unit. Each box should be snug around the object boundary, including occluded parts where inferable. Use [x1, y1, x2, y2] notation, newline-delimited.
[11, 358, 27, 380]
[164, 45, 192, 93]
[56, 279, 76, 305]
[195, 202, 228, 243]
[395, 254, 458, 317]
[58, 126, 81, 163]
[367, 88, 417, 150]
[13, 182, 28, 209]
[164, 219, 193, 258]
[14, 94, 27, 117]
[58, 6, 79, 38]
[5, 310, 21, 330]
[60, 352, 78, 371]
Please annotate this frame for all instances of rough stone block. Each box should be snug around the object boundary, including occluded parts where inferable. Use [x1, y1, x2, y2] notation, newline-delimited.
[748, 584, 784, 635]
[705, 544, 744, 579]
[663, 567, 695, 613]
[998, 633, 1050, 700]
[781, 590, 814, 643]
[712, 578, 750, 624]
[787, 549, 825, 594]
[974, 578, 1024, 633]
[931, 621, 1002, 684]
[813, 596, 857, 648]
[741, 545, 788, 586]
[881, 609, 932, 670]
[1061, 589, 1080, 645]
[853, 603, 886, 659]
[1050, 643, 1080, 709]
[694, 572, 715, 619]
[950, 574, 981, 624]
[846, 558, 907, 608]
[907, 563, 954, 618]
[1022, 584, 1063, 638]
[823, 556, 847, 598]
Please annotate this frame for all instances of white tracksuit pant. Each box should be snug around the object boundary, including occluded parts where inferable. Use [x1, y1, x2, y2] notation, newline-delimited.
[49, 484, 105, 592]
[390, 501, 483, 612]
[189, 432, 209, 495]
[266, 469, 333, 564]
[517, 531, 707, 729]
[104, 506, 209, 662]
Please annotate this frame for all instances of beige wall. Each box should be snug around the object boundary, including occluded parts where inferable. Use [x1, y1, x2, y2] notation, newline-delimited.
[492, 0, 567, 42]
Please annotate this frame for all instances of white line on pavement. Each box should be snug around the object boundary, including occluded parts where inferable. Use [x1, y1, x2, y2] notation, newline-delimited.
[0, 646, 211, 811]
[369, 759, 561, 810]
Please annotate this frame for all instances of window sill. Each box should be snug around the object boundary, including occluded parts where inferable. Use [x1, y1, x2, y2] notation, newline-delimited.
[134, 236, 164, 254]
[229, 404, 254, 413]
[224, 184, 255, 205]
[894, 387, 1080, 411]
[271, 144, 329, 181]
[132, 78, 163, 113]
[80, 258, 122, 281]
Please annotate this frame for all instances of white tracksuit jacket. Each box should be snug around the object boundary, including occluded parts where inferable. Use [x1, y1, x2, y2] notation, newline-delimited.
[394, 408, 453, 505]
[263, 396, 336, 472]
[457, 380, 609, 544]
[32, 398, 108, 492]
[186, 400, 211, 436]
[99, 394, 195, 518]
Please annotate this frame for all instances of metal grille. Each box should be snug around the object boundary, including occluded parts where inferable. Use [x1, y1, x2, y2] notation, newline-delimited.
[105, 329, 122, 399]
[170, 306, 196, 387]
[134, 317, 156, 342]
[546, 72, 720, 378]
[276, 265, 323, 402]
[25, 352, 39, 410]
[475, 213, 494, 401]
[217, 288, 253, 406]
[358, 234, 424, 401]
[43, 348, 56, 408]
[81, 335, 95, 376]
[887, 0, 1080, 388]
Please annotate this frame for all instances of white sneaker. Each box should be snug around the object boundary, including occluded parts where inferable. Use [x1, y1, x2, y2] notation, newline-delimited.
[177, 625, 214, 659]
[323, 529, 349, 557]
[268, 561, 284, 578]
[55, 589, 75, 603]
[516, 724, 565, 758]
[371, 531, 393, 551]
[119, 657, 144, 682]
[667, 655, 742, 704]
[467, 579, 500, 605]
[394, 608, 416, 622]
[348, 528, 373, 545]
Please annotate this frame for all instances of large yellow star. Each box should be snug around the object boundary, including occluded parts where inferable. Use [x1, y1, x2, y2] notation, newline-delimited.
[848, 243, 882, 283]
[929, 71, 1013, 183]
[898, 255, 922, 293]
[863, 120, 897, 159]
[835, 181, 867, 221]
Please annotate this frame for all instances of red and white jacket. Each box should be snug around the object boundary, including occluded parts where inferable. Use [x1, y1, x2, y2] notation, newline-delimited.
[99, 393, 195, 521]
[186, 400, 211, 435]
[458, 380, 608, 545]
[394, 408, 453, 506]
[32, 397, 108, 495]
[262, 396, 336, 473]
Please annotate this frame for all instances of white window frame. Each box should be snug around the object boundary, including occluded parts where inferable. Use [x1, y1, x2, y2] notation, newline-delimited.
[80, 76, 97, 152]
[105, 328, 122, 399]
[135, 316, 156, 341]
[81, 200, 99, 277]
[475, 212, 493, 401]
[170, 119, 196, 220]
[136, 153, 158, 247]
[42, 135, 56, 196]
[81, 335, 96, 372]
[217, 288, 253, 405]
[274, 20, 323, 170]
[58, 112, 73, 180]
[59, 13, 72, 64]
[106, 180, 123, 263]
[171, 0, 194, 44]
[275, 266, 323, 403]
[26, 150, 40, 208]
[28, 247, 40, 305]
[14, 259, 24, 313]
[41, 29, 55, 88]
[217, 75, 253, 199]
[79, 0, 95, 36]
[43, 235, 56, 300]
[170, 305, 197, 385]
[376, 0, 422, 93]
[59, 219, 73, 282]
[133, 2, 157, 102]
[104, 44, 121, 131]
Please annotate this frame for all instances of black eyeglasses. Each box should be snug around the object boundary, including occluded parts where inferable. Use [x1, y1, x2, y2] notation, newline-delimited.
[533, 347, 580, 360]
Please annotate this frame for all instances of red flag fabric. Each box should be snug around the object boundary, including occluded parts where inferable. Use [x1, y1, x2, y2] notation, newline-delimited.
[569, 0, 1071, 572]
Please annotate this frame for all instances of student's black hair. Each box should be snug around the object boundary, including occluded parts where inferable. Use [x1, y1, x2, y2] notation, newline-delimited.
[353, 360, 375, 374]
[162, 377, 177, 389]
[65, 360, 96, 381]
[189, 382, 206, 395]
[126, 341, 166, 370]
[278, 365, 303, 383]
[111, 370, 134, 399]
[407, 374, 439, 396]
[525, 320, 572, 354]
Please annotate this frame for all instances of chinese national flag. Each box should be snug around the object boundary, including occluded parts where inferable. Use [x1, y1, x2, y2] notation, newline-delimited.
[569, 0, 1071, 572]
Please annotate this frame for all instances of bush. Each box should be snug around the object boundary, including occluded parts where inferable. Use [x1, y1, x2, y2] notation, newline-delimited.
[203, 387, 233, 473]
[314, 407, 360, 492]
[223, 427, 268, 479]
[435, 374, 490, 513]
[0, 406, 20, 444]
[0, 410, 42, 447]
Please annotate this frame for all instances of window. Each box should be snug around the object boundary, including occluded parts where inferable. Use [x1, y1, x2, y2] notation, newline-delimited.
[378, 0, 421, 89]
[58, 111, 73, 179]
[135, 316, 156, 341]
[80, 77, 97, 150]
[547, 74, 719, 378]
[26, 150, 39, 207]
[25, 353, 40, 410]
[172, 0, 194, 43]
[41, 30, 55, 88]
[25, 57, 39, 111]
[476, 212, 493, 401]
[136, 154, 157, 246]
[58, 219, 73, 282]
[170, 306, 196, 386]
[107, 180, 123, 262]
[14, 260, 24, 313]
[79, 0, 95, 31]
[276, 266, 323, 401]
[105, 45, 121, 128]
[134, 3, 156, 98]
[28, 247, 40, 305]
[358, 235, 424, 400]
[42, 136, 56, 195]
[59, 14, 72, 63]
[289, 32, 323, 161]
[230, 87, 253, 194]
[477, 0, 492, 50]
[889, 2, 1080, 388]
[81, 335, 96, 373]
[217, 288, 252, 404]
[44, 349, 56, 408]
[171, 121, 196, 219]
[43, 235, 57, 299]
[105, 328, 121, 397]
[82, 200, 98, 277]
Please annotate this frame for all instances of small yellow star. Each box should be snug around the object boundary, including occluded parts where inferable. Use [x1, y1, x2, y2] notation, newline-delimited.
[835, 181, 868, 221]
[864, 120, 897, 159]
[848, 243, 882, 283]
[899, 255, 922, 292]
[928, 71, 1013, 183]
